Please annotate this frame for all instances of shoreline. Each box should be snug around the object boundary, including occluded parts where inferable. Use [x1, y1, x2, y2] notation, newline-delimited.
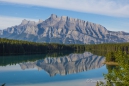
[103, 62, 119, 65]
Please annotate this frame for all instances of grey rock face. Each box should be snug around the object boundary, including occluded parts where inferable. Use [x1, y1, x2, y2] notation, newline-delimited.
[19, 52, 105, 76]
[0, 14, 129, 44]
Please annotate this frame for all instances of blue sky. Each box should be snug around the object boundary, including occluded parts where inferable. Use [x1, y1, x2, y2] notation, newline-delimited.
[0, 0, 129, 32]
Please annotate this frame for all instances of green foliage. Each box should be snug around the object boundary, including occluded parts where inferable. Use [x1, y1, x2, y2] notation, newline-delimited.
[97, 51, 129, 86]
[106, 52, 115, 62]
[0, 38, 85, 55]
[85, 43, 129, 53]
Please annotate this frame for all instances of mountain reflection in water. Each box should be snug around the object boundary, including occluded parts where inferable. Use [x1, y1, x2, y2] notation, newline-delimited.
[19, 52, 105, 76]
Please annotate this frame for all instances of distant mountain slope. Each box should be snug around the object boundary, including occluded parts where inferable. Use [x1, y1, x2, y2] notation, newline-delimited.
[0, 14, 129, 44]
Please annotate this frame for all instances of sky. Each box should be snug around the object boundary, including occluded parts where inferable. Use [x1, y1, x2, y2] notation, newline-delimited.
[0, 0, 129, 32]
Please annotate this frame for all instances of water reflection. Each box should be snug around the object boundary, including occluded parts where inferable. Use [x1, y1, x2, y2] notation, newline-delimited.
[19, 52, 105, 76]
[0, 51, 106, 86]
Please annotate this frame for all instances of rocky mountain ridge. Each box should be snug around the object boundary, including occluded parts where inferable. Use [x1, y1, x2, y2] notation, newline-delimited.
[0, 14, 129, 44]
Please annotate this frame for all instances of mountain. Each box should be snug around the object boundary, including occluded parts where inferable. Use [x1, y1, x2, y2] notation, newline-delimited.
[0, 14, 129, 44]
[19, 52, 105, 76]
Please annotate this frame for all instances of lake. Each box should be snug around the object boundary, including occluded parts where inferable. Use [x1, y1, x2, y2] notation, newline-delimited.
[0, 52, 107, 86]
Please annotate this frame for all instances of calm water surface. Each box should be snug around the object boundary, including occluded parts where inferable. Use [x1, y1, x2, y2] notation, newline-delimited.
[0, 52, 107, 86]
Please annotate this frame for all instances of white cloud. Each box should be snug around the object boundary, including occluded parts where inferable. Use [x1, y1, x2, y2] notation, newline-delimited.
[0, 15, 38, 30]
[0, 0, 129, 17]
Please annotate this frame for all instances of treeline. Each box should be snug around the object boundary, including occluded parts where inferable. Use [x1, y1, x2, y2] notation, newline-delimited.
[1, 37, 129, 56]
[85, 43, 129, 63]
[85, 43, 129, 52]
[0, 38, 85, 55]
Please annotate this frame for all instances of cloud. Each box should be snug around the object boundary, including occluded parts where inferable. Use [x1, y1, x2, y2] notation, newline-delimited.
[0, 15, 38, 30]
[0, 0, 129, 17]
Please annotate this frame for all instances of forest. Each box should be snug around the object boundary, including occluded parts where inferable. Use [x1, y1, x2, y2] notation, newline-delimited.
[1, 37, 129, 56]
[85, 43, 129, 52]
[85, 43, 129, 63]
[0, 38, 85, 55]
